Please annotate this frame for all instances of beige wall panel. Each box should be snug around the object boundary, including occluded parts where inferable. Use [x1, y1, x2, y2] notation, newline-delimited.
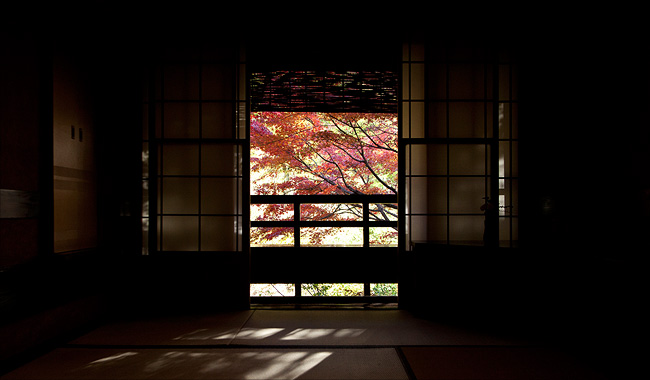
[53, 54, 97, 253]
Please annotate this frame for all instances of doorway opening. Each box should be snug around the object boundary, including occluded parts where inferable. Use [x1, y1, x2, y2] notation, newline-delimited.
[248, 70, 399, 303]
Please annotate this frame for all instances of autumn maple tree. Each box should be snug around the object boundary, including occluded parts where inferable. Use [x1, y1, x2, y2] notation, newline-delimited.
[251, 111, 398, 246]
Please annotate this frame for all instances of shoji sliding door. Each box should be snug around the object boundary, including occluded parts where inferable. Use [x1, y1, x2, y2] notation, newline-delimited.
[142, 44, 247, 255]
[401, 42, 518, 250]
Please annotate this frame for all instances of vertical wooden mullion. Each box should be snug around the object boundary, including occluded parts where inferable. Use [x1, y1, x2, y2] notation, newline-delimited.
[508, 61, 514, 246]
[398, 42, 407, 255]
[489, 51, 500, 248]
[294, 201, 300, 248]
[505, 62, 514, 247]
[235, 76, 241, 254]
[363, 200, 370, 293]
[363, 201, 370, 248]
[484, 61, 490, 200]
[294, 200, 301, 295]
[445, 56, 451, 244]
[39, 44, 54, 257]
[157, 64, 165, 252]
[242, 48, 249, 255]
[198, 62, 203, 251]
[398, 42, 408, 307]
[241, 45, 251, 306]
[147, 65, 158, 256]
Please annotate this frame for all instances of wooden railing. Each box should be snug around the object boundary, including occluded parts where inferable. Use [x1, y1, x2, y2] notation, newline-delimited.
[250, 194, 397, 248]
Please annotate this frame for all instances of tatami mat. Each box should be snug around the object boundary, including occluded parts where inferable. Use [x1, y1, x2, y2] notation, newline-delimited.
[401, 346, 607, 380]
[3, 309, 608, 380]
[230, 310, 523, 346]
[1, 347, 408, 380]
[69, 309, 523, 347]
[70, 311, 254, 346]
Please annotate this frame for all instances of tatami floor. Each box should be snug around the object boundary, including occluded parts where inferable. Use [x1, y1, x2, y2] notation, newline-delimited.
[0, 307, 612, 379]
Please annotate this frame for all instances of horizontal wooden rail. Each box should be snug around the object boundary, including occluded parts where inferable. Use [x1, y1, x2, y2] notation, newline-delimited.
[250, 195, 399, 298]
[251, 220, 397, 228]
[251, 194, 398, 249]
[251, 194, 397, 204]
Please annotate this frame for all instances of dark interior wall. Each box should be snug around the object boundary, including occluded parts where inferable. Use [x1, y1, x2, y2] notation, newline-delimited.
[0, 11, 151, 365]
[508, 32, 648, 370]
[399, 20, 647, 354]
[518, 27, 648, 319]
[81, 22, 252, 317]
[518, 32, 650, 258]
[0, 31, 46, 269]
[52, 47, 99, 253]
[0, 28, 110, 369]
[440, 27, 648, 347]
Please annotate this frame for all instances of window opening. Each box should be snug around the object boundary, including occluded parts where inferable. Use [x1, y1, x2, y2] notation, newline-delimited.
[249, 70, 398, 301]
[250, 283, 398, 297]
[250, 112, 398, 247]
